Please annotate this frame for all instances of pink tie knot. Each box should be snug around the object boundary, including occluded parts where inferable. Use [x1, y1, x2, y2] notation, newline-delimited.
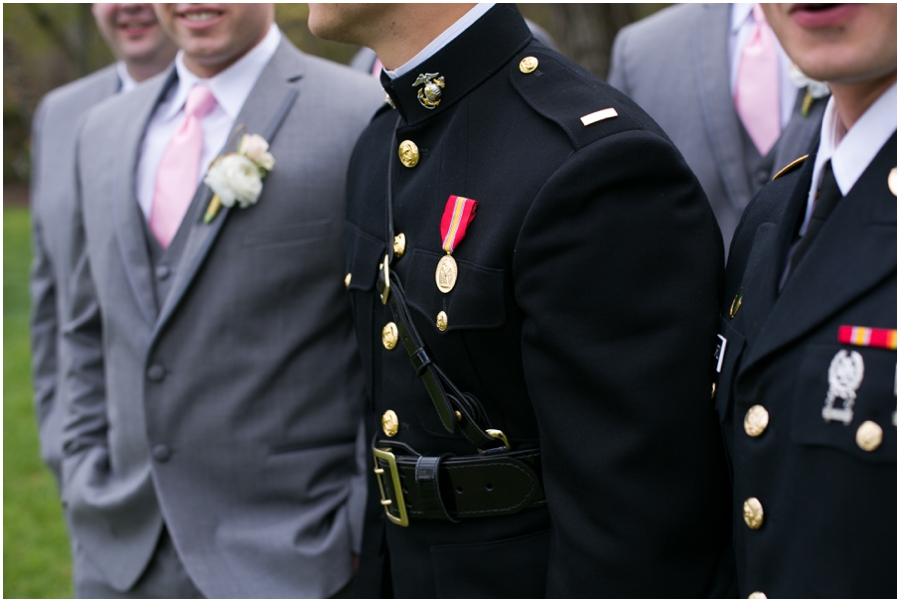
[751, 4, 767, 27]
[185, 84, 216, 119]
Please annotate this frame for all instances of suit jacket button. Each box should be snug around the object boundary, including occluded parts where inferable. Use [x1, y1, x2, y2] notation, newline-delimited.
[155, 265, 171, 280]
[152, 444, 171, 462]
[147, 364, 166, 382]
[748, 592, 767, 599]
[744, 405, 769, 437]
[743, 497, 764, 529]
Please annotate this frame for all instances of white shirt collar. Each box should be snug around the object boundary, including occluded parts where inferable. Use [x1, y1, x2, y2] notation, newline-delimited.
[730, 3, 754, 33]
[815, 82, 897, 196]
[116, 61, 139, 93]
[163, 23, 282, 122]
[385, 4, 494, 79]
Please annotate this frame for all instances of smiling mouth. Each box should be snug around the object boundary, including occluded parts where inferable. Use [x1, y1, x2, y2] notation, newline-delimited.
[179, 10, 224, 23]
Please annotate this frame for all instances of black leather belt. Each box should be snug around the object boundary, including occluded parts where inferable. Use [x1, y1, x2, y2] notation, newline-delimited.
[373, 442, 546, 526]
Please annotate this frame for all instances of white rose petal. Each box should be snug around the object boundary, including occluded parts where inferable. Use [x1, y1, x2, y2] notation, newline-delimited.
[239, 133, 275, 172]
[204, 154, 263, 209]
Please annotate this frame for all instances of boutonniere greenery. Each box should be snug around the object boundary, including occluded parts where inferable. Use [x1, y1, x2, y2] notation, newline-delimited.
[203, 128, 275, 223]
[789, 63, 831, 118]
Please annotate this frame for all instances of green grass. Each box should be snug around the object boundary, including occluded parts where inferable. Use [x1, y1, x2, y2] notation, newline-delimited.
[3, 206, 74, 598]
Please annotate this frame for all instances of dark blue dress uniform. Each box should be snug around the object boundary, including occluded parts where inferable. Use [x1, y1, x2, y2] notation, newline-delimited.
[717, 133, 898, 598]
[344, 5, 733, 597]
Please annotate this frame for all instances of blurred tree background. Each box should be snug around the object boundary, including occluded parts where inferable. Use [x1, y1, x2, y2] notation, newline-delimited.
[3, 3, 665, 598]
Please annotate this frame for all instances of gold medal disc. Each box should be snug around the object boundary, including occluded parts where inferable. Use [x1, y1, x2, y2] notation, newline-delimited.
[435, 255, 458, 293]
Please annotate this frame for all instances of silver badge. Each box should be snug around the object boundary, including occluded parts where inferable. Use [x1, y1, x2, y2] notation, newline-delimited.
[413, 72, 445, 109]
[822, 350, 865, 425]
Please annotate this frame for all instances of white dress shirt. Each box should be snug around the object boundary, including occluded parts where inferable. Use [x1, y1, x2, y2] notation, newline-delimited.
[385, 3, 494, 80]
[135, 24, 282, 220]
[116, 61, 139, 93]
[729, 3, 797, 131]
[798, 82, 897, 235]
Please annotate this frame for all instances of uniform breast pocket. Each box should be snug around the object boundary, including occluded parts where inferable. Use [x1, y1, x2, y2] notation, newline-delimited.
[714, 317, 746, 423]
[790, 343, 896, 464]
[403, 249, 506, 333]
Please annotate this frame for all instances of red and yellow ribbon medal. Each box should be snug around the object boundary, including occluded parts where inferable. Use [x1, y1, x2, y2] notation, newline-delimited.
[436, 195, 478, 293]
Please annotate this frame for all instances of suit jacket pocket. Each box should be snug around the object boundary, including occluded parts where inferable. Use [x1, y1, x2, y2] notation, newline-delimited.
[242, 218, 332, 249]
[343, 221, 385, 292]
[790, 343, 896, 464]
[404, 249, 506, 332]
[715, 316, 746, 423]
[431, 529, 550, 598]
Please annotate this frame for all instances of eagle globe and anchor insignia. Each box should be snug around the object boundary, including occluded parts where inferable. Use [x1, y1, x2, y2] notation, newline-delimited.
[413, 72, 445, 109]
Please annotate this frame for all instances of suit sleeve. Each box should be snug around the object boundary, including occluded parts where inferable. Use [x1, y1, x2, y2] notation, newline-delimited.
[606, 28, 630, 94]
[28, 99, 64, 484]
[60, 135, 110, 492]
[513, 129, 731, 597]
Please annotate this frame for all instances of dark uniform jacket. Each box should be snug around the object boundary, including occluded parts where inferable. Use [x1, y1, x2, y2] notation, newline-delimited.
[717, 133, 897, 598]
[345, 5, 733, 597]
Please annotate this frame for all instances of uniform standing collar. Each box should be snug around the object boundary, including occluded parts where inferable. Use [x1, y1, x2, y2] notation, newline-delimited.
[381, 4, 532, 126]
[385, 3, 495, 79]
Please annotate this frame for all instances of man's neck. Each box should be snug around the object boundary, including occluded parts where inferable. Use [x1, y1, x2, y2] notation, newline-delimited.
[124, 57, 173, 83]
[372, 4, 475, 71]
[830, 71, 897, 132]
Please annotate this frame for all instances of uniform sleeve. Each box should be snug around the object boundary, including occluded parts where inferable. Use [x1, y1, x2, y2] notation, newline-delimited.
[513, 129, 732, 597]
[28, 99, 64, 484]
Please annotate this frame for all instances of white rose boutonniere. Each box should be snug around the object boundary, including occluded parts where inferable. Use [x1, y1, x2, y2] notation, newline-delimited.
[203, 132, 276, 223]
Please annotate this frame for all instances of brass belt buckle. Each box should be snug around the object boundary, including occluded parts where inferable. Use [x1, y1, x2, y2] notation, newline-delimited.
[373, 446, 409, 527]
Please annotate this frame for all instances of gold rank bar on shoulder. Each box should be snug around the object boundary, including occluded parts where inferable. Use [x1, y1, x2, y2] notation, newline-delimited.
[580, 107, 618, 126]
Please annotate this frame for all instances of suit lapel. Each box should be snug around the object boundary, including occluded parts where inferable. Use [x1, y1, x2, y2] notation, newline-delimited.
[692, 3, 753, 211]
[742, 135, 898, 372]
[113, 68, 177, 326]
[152, 41, 302, 339]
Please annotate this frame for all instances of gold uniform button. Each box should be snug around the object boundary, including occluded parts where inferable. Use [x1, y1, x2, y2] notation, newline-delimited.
[748, 592, 767, 599]
[436, 311, 448, 331]
[381, 410, 399, 437]
[382, 322, 399, 350]
[856, 420, 883, 451]
[744, 405, 769, 437]
[730, 287, 743, 318]
[519, 56, 539, 73]
[344, 273, 351, 288]
[393, 233, 406, 259]
[710, 382, 717, 399]
[743, 497, 764, 530]
[398, 140, 419, 168]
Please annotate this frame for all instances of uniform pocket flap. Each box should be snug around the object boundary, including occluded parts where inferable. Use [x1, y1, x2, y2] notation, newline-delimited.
[343, 221, 386, 292]
[404, 249, 506, 332]
[790, 343, 896, 464]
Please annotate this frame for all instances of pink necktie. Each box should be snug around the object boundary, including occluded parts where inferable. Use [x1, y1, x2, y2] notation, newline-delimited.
[371, 57, 383, 78]
[150, 84, 217, 248]
[734, 4, 780, 156]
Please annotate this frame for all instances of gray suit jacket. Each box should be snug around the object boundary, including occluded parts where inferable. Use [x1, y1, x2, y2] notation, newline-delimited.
[30, 64, 121, 489]
[608, 3, 826, 253]
[63, 39, 384, 597]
